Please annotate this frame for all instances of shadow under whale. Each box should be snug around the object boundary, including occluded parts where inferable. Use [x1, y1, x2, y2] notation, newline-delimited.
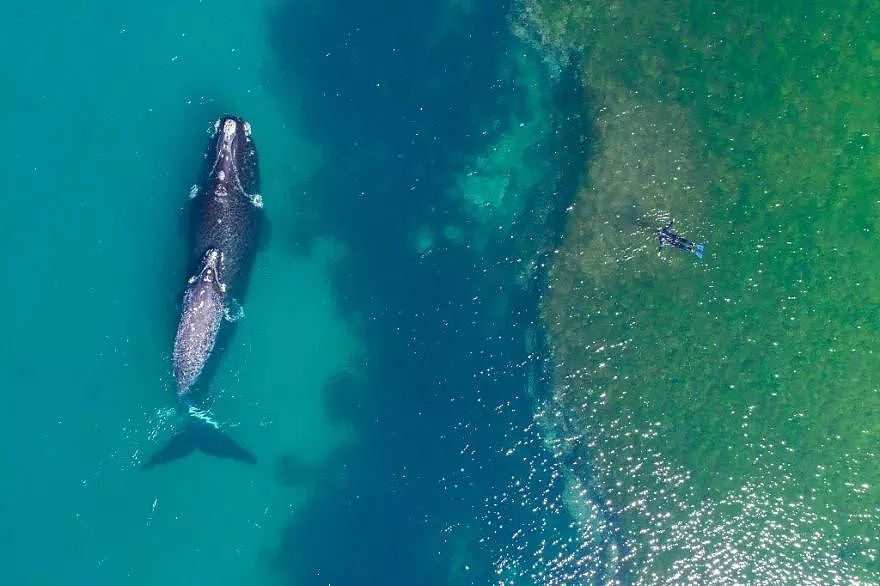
[144, 114, 263, 470]
[141, 418, 257, 470]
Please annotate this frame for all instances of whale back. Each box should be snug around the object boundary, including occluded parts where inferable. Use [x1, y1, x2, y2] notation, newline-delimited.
[192, 116, 262, 293]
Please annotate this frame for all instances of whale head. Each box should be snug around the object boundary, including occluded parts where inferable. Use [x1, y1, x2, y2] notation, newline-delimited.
[220, 117, 238, 145]
[205, 114, 258, 197]
[212, 116, 246, 150]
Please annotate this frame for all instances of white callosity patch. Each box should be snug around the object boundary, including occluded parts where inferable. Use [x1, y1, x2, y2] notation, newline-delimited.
[222, 118, 237, 143]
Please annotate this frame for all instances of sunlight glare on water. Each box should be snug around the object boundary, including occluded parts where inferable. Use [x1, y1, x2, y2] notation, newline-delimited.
[1, 0, 877, 584]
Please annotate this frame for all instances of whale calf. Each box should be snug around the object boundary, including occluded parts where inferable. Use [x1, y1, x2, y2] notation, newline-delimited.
[144, 116, 263, 469]
[172, 248, 226, 395]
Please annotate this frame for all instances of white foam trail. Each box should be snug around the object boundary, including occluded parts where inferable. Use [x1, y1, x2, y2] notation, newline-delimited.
[187, 405, 220, 429]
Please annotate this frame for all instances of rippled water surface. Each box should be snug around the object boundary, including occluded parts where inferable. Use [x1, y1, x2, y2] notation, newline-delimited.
[2, 0, 877, 584]
[528, 1, 880, 583]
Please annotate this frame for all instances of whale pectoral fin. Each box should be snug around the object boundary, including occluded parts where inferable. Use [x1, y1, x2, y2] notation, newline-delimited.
[224, 298, 245, 322]
[188, 184, 200, 199]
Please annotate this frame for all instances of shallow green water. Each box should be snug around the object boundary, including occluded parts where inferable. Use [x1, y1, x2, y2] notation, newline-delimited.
[525, 0, 880, 582]
[5, 0, 877, 583]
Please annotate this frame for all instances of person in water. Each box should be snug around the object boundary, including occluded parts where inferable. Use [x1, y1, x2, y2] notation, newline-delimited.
[658, 219, 705, 259]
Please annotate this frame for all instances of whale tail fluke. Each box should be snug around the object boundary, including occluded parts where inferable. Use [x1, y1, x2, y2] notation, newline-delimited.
[693, 243, 705, 259]
[141, 418, 257, 470]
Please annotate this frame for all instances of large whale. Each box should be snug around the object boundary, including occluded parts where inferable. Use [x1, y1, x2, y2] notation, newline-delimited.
[191, 116, 263, 298]
[143, 115, 263, 469]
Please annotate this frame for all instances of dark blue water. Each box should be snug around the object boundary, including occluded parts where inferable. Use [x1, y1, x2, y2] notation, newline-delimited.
[0, 1, 613, 583]
[267, 1, 605, 583]
[4, 0, 873, 582]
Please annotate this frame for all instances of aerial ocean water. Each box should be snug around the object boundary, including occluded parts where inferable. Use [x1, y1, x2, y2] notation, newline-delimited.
[1, 0, 877, 585]
[526, 1, 880, 584]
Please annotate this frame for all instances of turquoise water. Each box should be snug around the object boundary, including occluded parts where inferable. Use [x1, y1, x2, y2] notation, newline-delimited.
[1, 1, 601, 584]
[2, 2, 352, 583]
[6, 0, 877, 584]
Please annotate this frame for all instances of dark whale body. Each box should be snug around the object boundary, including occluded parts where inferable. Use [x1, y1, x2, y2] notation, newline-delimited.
[174, 115, 263, 397]
[144, 116, 263, 470]
[192, 116, 262, 295]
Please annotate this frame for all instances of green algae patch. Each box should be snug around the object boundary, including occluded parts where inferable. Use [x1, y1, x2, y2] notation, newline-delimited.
[523, 1, 880, 581]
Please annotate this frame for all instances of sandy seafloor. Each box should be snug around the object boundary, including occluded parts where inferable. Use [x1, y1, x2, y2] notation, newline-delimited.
[1, 0, 877, 584]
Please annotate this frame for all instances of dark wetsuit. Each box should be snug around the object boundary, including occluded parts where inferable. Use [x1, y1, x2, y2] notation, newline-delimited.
[658, 221, 704, 259]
